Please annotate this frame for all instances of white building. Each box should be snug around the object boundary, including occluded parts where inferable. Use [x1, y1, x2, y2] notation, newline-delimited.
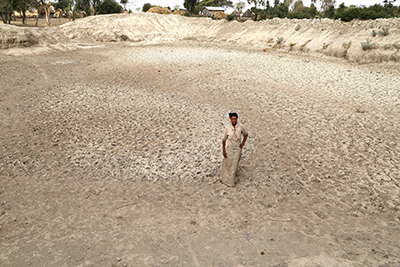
[200, 6, 225, 16]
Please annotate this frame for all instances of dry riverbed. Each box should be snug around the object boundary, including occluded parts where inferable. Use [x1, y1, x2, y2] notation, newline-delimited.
[0, 43, 400, 266]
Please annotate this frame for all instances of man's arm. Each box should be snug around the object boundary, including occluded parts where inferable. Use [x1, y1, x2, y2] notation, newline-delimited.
[239, 134, 248, 148]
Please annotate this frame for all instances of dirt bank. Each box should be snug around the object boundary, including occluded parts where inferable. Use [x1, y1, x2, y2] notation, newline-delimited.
[1, 13, 400, 63]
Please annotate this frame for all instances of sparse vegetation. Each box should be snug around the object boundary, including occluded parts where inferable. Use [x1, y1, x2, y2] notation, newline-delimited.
[393, 43, 400, 52]
[383, 44, 392, 50]
[361, 39, 376, 51]
[276, 37, 284, 44]
[342, 41, 352, 59]
[372, 30, 377, 37]
[342, 41, 352, 50]
[295, 24, 301, 31]
[226, 14, 235, 21]
[322, 43, 330, 50]
[289, 42, 296, 51]
[184, 37, 197, 41]
[379, 25, 389, 36]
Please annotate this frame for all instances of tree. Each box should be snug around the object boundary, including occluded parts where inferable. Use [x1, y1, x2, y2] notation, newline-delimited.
[142, 2, 151, 12]
[247, 0, 264, 20]
[75, 0, 93, 16]
[183, 0, 198, 13]
[0, 0, 13, 24]
[324, 4, 334, 17]
[173, 4, 180, 11]
[95, 0, 122, 14]
[284, 0, 293, 10]
[235, 1, 245, 19]
[36, 0, 53, 26]
[321, 0, 335, 12]
[293, 0, 303, 11]
[120, 0, 127, 10]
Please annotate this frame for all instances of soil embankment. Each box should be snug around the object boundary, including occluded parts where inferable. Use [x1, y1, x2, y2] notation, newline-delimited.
[1, 13, 400, 63]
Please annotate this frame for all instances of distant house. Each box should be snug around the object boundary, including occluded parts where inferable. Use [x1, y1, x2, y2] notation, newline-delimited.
[231, 10, 239, 17]
[242, 9, 254, 20]
[200, 6, 225, 16]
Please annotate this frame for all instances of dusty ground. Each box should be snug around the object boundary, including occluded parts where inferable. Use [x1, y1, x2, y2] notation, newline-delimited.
[0, 42, 400, 266]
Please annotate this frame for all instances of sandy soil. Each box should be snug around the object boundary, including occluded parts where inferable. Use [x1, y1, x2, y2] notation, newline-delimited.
[0, 41, 400, 266]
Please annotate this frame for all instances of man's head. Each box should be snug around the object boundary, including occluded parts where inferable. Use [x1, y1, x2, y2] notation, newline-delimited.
[229, 112, 238, 126]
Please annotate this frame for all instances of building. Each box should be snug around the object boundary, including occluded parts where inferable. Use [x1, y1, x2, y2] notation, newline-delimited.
[200, 6, 225, 16]
[242, 9, 254, 20]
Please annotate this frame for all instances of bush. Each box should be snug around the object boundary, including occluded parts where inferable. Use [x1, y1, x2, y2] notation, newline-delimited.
[372, 30, 377, 37]
[361, 39, 376, 51]
[226, 14, 235, 21]
[276, 37, 284, 44]
[183, 12, 191, 16]
[379, 25, 389, 36]
[393, 43, 400, 52]
[142, 3, 151, 12]
[295, 24, 300, 31]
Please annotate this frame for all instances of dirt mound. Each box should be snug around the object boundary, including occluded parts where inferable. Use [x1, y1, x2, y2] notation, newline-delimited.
[147, 6, 172, 15]
[173, 10, 186, 15]
[214, 11, 228, 20]
[1, 13, 399, 63]
[0, 24, 37, 49]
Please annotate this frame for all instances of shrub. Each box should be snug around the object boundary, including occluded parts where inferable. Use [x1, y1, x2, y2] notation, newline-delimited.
[361, 39, 376, 51]
[142, 3, 151, 12]
[393, 43, 400, 52]
[295, 24, 301, 31]
[379, 25, 389, 36]
[383, 44, 392, 50]
[183, 12, 191, 16]
[342, 41, 352, 50]
[276, 37, 284, 44]
[372, 30, 377, 37]
[226, 14, 235, 21]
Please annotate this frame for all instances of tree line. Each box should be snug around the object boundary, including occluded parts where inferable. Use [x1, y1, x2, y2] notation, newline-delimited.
[0, 0, 124, 25]
[183, 0, 399, 21]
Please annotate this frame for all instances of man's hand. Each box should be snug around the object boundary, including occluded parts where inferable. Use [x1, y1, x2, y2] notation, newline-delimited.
[223, 150, 227, 158]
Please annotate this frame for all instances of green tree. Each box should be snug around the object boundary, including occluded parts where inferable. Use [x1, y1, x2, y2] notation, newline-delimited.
[184, 0, 198, 13]
[142, 2, 151, 12]
[321, 0, 335, 12]
[324, 4, 335, 18]
[95, 0, 122, 14]
[293, 0, 303, 11]
[0, 0, 13, 24]
[75, 0, 93, 16]
[247, 0, 264, 20]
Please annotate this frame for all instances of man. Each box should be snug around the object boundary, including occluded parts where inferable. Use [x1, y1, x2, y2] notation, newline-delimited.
[221, 112, 248, 187]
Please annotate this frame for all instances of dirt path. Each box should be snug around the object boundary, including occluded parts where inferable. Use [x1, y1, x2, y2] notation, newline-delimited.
[0, 43, 399, 266]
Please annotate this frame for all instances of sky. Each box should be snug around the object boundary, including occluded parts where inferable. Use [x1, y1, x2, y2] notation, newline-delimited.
[127, 0, 393, 11]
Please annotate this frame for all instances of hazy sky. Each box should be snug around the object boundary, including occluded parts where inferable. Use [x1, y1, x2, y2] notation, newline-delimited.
[128, 0, 392, 11]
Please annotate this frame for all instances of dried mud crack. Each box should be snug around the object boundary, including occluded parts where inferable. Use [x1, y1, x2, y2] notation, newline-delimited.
[0, 43, 399, 266]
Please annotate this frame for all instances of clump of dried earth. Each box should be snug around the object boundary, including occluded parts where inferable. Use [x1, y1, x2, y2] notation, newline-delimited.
[1, 16, 400, 266]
